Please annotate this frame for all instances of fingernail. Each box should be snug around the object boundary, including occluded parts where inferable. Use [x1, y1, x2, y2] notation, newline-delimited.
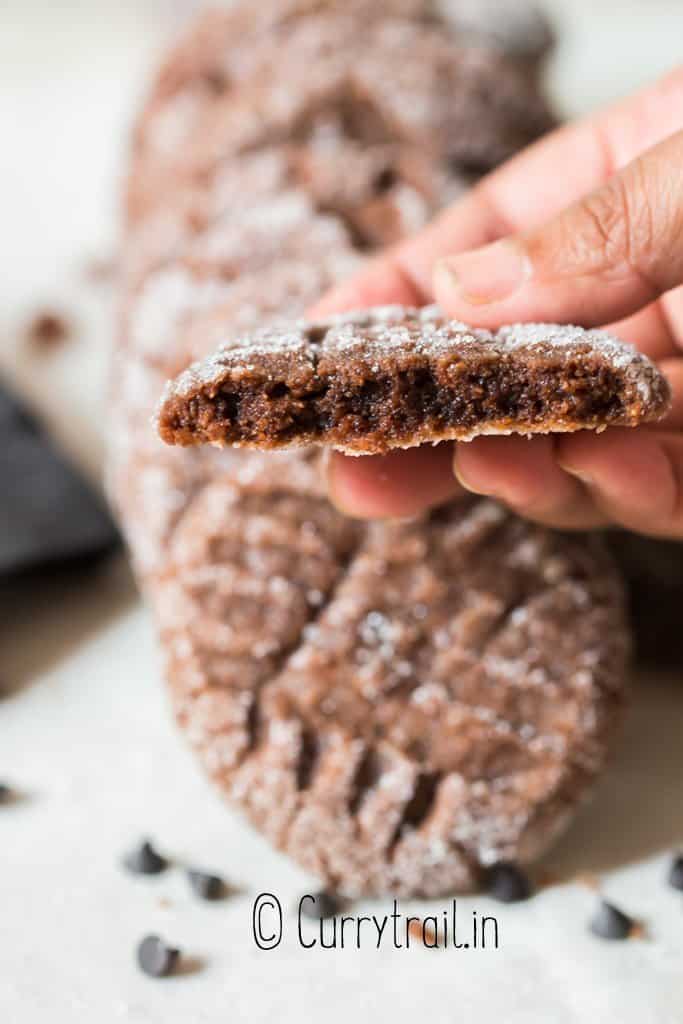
[325, 452, 363, 517]
[453, 451, 489, 496]
[557, 459, 594, 486]
[324, 449, 343, 502]
[435, 239, 530, 307]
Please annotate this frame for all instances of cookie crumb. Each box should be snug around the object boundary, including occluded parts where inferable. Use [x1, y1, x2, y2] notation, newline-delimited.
[26, 311, 72, 350]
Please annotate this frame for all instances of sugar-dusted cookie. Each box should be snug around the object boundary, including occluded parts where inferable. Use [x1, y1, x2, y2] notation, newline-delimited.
[162, 491, 629, 896]
[157, 306, 670, 455]
[109, 0, 636, 898]
[127, 10, 555, 222]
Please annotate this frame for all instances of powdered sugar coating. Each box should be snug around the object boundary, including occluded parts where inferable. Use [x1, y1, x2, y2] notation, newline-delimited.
[128, 5, 555, 223]
[160, 487, 629, 896]
[157, 306, 670, 454]
[109, 0, 632, 897]
[167, 307, 665, 387]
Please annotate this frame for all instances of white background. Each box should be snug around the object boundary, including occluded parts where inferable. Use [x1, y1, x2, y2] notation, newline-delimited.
[1, 2, 682, 1021]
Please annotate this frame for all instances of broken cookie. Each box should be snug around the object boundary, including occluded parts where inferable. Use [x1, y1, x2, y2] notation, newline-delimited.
[157, 306, 670, 455]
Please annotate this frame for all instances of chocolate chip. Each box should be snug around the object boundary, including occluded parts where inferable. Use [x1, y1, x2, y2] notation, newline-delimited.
[589, 900, 634, 941]
[487, 862, 532, 903]
[123, 840, 168, 876]
[136, 934, 179, 978]
[299, 891, 340, 920]
[186, 869, 226, 901]
[667, 855, 683, 891]
[0, 784, 12, 804]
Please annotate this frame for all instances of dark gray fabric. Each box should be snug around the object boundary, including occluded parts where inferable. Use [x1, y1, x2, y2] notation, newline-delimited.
[0, 384, 118, 576]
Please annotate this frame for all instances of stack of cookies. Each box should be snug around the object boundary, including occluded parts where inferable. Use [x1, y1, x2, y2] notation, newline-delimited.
[109, 1, 636, 897]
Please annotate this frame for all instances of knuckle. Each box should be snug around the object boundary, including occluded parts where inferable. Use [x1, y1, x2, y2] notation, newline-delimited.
[576, 166, 658, 286]
[576, 180, 628, 264]
[621, 159, 658, 270]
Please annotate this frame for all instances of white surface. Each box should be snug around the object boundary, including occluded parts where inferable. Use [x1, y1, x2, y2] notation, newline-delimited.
[1, 3, 683, 1022]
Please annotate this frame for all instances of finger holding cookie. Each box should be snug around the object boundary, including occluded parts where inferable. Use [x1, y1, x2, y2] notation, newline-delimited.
[319, 69, 683, 538]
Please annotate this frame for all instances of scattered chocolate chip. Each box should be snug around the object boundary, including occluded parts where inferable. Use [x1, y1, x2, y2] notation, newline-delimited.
[0, 784, 13, 804]
[26, 311, 71, 350]
[123, 840, 169, 876]
[186, 869, 226, 901]
[667, 855, 683, 891]
[589, 900, 634, 941]
[136, 934, 179, 978]
[299, 891, 340, 920]
[487, 862, 532, 903]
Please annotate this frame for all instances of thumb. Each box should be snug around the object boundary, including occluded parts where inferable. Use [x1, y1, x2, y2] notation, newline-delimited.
[433, 129, 683, 328]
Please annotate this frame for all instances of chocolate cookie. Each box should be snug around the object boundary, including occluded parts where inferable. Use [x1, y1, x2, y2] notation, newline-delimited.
[161, 490, 628, 896]
[147, 2, 553, 112]
[126, 142, 461, 284]
[109, 0, 633, 897]
[157, 307, 670, 455]
[128, 10, 555, 221]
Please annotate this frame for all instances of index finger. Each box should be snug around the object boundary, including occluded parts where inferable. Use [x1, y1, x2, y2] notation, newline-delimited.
[311, 66, 683, 317]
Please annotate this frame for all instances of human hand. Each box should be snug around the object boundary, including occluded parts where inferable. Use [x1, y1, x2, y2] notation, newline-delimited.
[313, 69, 683, 538]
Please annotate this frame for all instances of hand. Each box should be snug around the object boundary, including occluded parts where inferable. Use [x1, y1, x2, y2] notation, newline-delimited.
[313, 68, 683, 538]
